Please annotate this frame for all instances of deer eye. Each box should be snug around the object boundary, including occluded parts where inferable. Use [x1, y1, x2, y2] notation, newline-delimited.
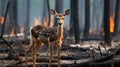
[56, 16, 60, 18]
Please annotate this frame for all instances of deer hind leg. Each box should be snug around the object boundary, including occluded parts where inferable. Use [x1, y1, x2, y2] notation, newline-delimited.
[48, 42, 53, 67]
[25, 39, 35, 67]
[32, 41, 43, 67]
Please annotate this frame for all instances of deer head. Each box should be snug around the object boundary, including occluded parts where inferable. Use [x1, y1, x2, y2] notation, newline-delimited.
[51, 9, 70, 25]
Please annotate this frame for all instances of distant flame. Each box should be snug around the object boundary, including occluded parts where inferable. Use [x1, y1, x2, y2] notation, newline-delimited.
[10, 28, 15, 36]
[49, 16, 54, 27]
[43, 16, 54, 27]
[20, 26, 24, 33]
[0, 16, 4, 24]
[34, 17, 40, 26]
[110, 15, 114, 33]
[43, 17, 48, 26]
[34, 17, 54, 27]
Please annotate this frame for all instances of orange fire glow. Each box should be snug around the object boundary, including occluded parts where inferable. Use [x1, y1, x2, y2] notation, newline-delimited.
[43, 17, 48, 26]
[34, 17, 54, 27]
[34, 18, 40, 26]
[10, 28, 15, 36]
[49, 16, 54, 27]
[20, 26, 24, 33]
[0, 16, 4, 24]
[110, 15, 114, 33]
[43, 16, 54, 27]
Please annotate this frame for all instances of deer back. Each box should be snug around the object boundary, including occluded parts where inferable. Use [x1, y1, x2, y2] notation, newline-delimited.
[31, 25, 57, 43]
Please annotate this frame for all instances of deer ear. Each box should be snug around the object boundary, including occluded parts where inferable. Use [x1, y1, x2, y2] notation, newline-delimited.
[64, 9, 70, 15]
[51, 9, 57, 15]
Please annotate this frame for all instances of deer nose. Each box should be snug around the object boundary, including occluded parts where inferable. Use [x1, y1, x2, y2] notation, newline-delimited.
[58, 23, 62, 25]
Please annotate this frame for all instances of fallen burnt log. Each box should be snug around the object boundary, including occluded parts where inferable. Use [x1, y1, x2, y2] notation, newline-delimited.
[80, 37, 103, 41]
[0, 38, 30, 45]
[0, 48, 10, 52]
[1, 0, 9, 36]
[21, 57, 57, 63]
[89, 60, 120, 67]
[6, 63, 73, 67]
[72, 47, 120, 67]
[71, 60, 120, 67]
[6, 59, 120, 67]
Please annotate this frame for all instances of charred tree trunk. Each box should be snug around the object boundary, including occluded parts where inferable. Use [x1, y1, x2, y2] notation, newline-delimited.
[69, 0, 75, 37]
[8, 0, 13, 34]
[8, 0, 19, 35]
[1, 0, 6, 16]
[113, 0, 120, 36]
[24, 0, 30, 37]
[0, 1, 9, 36]
[72, 0, 80, 44]
[13, 0, 19, 35]
[83, 0, 90, 38]
[41, 0, 51, 26]
[104, 0, 111, 46]
[54, 0, 63, 27]
[42, 0, 47, 24]
[47, 0, 51, 26]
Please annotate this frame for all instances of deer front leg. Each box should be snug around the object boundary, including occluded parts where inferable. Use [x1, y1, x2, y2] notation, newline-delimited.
[57, 41, 62, 67]
[32, 41, 39, 67]
[25, 40, 35, 67]
[48, 42, 53, 67]
[57, 44, 61, 67]
[32, 43, 37, 67]
[25, 51, 29, 67]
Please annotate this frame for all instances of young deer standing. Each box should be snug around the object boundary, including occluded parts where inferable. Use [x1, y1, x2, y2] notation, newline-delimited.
[25, 9, 70, 67]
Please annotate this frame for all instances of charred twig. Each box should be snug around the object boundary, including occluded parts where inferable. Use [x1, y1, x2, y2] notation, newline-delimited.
[0, 36, 23, 66]
[1, 1, 10, 36]
[98, 45, 102, 56]
[98, 42, 109, 55]
[89, 46, 95, 59]
[111, 49, 117, 67]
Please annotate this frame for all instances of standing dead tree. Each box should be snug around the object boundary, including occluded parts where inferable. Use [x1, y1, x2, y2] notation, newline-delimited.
[72, 0, 80, 44]
[24, 0, 30, 37]
[1, 1, 9, 36]
[8, 0, 19, 37]
[83, 0, 90, 38]
[104, 0, 111, 46]
[41, 0, 51, 27]
[47, 0, 51, 26]
[113, 0, 120, 36]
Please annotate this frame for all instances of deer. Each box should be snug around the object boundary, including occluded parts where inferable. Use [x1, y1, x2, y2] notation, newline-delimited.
[25, 9, 70, 67]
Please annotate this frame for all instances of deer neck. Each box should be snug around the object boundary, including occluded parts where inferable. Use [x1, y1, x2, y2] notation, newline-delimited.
[57, 23, 64, 41]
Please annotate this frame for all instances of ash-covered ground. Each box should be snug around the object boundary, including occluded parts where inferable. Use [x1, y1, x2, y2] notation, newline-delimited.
[0, 38, 120, 67]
